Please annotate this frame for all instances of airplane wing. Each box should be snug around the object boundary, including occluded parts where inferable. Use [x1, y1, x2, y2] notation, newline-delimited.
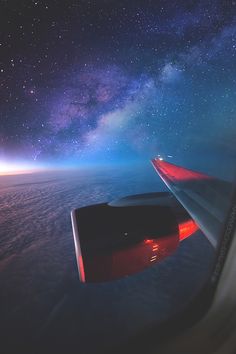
[71, 158, 234, 282]
[151, 158, 233, 248]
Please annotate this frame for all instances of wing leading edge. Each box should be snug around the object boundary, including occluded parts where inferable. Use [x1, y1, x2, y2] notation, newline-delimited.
[151, 158, 233, 248]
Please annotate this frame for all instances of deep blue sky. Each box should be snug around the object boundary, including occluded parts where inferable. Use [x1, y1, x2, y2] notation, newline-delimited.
[0, 0, 236, 167]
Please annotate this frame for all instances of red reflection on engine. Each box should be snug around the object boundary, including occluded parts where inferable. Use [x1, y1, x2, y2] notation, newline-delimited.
[143, 239, 153, 244]
[83, 234, 179, 282]
[78, 255, 86, 283]
[152, 159, 211, 182]
[179, 220, 199, 241]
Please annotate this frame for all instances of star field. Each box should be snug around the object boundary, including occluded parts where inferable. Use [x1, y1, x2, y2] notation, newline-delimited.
[0, 0, 236, 167]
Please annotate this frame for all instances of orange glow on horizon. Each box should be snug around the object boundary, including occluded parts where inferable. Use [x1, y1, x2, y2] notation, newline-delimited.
[0, 161, 43, 175]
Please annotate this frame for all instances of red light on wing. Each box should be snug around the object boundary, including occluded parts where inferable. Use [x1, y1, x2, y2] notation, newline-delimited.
[179, 220, 199, 241]
[152, 159, 211, 182]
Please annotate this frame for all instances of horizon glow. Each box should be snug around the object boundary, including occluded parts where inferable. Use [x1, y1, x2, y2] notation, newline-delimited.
[0, 161, 46, 175]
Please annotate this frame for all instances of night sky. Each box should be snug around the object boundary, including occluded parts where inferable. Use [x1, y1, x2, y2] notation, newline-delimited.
[1, 0, 236, 168]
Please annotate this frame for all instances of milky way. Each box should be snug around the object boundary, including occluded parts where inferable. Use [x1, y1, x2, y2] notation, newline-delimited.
[0, 1, 236, 167]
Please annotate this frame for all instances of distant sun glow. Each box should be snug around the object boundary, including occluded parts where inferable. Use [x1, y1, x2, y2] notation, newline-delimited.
[0, 161, 41, 175]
